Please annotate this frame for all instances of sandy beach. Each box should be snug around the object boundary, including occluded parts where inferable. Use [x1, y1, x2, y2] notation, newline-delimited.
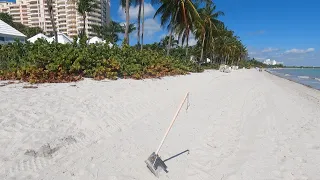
[1, 69, 319, 180]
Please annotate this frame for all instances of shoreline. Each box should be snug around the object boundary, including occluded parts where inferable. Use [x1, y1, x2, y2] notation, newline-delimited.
[265, 69, 320, 91]
[1, 69, 319, 179]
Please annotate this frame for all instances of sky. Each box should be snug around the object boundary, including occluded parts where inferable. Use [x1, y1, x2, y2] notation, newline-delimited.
[111, 0, 320, 66]
[6, 0, 320, 66]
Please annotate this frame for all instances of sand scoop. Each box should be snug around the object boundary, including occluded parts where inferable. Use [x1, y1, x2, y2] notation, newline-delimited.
[145, 92, 190, 177]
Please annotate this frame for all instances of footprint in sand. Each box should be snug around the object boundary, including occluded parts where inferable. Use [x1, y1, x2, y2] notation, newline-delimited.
[108, 176, 117, 180]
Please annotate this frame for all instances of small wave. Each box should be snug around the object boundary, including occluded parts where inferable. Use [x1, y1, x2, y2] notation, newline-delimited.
[298, 76, 310, 79]
[284, 74, 290, 76]
[315, 78, 320, 82]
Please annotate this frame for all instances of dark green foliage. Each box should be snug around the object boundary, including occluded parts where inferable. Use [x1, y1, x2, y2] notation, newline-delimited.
[91, 21, 136, 44]
[0, 41, 202, 83]
[201, 63, 219, 70]
[0, 12, 14, 26]
[238, 58, 284, 69]
[238, 59, 265, 69]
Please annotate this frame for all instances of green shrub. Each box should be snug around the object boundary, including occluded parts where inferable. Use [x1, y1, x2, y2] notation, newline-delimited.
[201, 63, 219, 70]
[0, 40, 203, 83]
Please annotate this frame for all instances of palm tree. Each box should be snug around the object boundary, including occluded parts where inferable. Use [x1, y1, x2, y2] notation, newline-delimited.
[77, 0, 98, 37]
[128, 23, 137, 35]
[140, 0, 145, 50]
[46, 0, 58, 43]
[137, 0, 142, 46]
[91, 21, 124, 43]
[121, 22, 136, 43]
[119, 0, 130, 44]
[159, 35, 178, 48]
[194, 2, 224, 62]
[154, 0, 200, 56]
[120, 0, 143, 46]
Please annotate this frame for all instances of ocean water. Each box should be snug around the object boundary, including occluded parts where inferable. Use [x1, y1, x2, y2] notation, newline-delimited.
[267, 68, 320, 90]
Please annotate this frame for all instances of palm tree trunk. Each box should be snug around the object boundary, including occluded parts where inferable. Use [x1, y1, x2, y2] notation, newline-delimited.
[185, 34, 189, 57]
[185, 27, 189, 57]
[47, 0, 57, 43]
[200, 31, 206, 62]
[137, 0, 141, 46]
[211, 54, 214, 64]
[51, 16, 58, 43]
[140, 0, 144, 50]
[227, 54, 229, 65]
[225, 55, 227, 65]
[83, 14, 86, 37]
[124, 0, 130, 44]
[166, 28, 173, 56]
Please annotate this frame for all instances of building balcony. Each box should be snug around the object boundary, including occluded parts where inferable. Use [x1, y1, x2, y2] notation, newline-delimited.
[66, 5, 76, 9]
[58, 29, 67, 33]
[10, 12, 21, 15]
[28, 5, 38, 9]
[9, 8, 20, 11]
[29, 9, 39, 13]
[88, 11, 101, 17]
[68, 22, 77, 26]
[68, 31, 77, 35]
[12, 20, 21, 23]
[29, 17, 40, 21]
[29, 14, 39, 18]
[67, 10, 76, 14]
[57, 1, 65, 5]
[30, 23, 39, 27]
[28, 0, 38, 3]
[58, 21, 67, 24]
[57, 4, 66, 8]
[57, 14, 66, 18]
[68, 25, 77, 28]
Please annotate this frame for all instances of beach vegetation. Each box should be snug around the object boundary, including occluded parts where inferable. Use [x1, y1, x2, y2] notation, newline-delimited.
[0, 0, 259, 83]
[0, 40, 201, 83]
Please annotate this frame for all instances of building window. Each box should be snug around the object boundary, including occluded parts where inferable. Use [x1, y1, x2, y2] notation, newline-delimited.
[0, 36, 5, 41]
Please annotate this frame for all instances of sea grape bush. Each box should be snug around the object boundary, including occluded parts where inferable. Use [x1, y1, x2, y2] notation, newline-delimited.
[0, 40, 203, 83]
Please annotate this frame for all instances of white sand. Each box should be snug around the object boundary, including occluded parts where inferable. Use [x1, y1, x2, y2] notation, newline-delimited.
[1, 69, 320, 180]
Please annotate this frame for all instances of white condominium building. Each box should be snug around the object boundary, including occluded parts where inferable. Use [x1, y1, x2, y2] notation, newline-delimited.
[0, 0, 110, 38]
[0, 0, 28, 25]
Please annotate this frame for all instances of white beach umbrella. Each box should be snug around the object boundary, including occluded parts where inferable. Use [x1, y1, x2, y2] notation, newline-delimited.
[47, 33, 73, 44]
[27, 33, 49, 43]
[88, 36, 103, 44]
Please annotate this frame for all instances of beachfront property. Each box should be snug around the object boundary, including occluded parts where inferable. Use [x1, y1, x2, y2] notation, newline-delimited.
[0, 19, 26, 44]
[0, 0, 28, 25]
[263, 59, 283, 66]
[0, 0, 111, 38]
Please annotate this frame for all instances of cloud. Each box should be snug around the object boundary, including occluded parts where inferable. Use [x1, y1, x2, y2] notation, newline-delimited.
[254, 57, 265, 60]
[248, 46, 320, 66]
[175, 33, 197, 46]
[285, 48, 315, 54]
[143, 18, 161, 36]
[188, 34, 197, 46]
[159, 33, 167, 39]
[262, 47, 279, 52]
[118, 3, 156, 21]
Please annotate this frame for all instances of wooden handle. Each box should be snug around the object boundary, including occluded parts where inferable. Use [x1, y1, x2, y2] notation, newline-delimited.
[155, 92, 189, 155]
